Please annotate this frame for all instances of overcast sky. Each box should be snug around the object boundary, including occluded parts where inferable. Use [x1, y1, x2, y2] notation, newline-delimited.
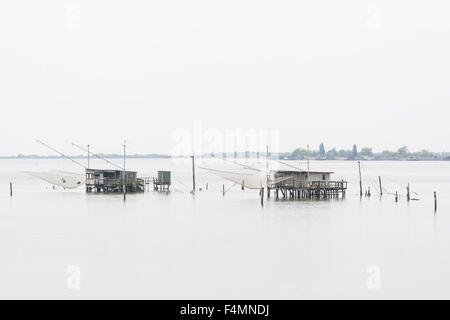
[1, 0, 449, 156]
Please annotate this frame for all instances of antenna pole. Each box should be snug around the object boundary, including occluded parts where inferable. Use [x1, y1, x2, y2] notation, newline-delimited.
[71, 142, 124, 170]
[307, 144, 310, 187]
[123, 142, 126, 171]
[87, 144, 90, 169]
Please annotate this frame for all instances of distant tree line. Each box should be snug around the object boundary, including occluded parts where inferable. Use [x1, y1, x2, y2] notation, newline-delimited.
[287, 144, 450, 161]
[2, 145, 450, 161]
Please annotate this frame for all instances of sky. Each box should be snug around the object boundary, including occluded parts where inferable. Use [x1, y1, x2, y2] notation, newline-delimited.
[1, 0, 450, 156]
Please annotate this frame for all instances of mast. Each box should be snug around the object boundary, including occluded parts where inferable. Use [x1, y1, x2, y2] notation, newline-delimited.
[307, 144, 310, 186]
[71, 142, 124, 170]
[87, 144, 90, 169]
[123, 141, 126, 171]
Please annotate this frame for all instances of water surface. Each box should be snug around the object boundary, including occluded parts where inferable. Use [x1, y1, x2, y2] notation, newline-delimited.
[0, 159, 449, 299]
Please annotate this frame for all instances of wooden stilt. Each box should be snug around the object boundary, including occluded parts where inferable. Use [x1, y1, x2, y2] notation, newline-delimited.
[358, 161, 363, 197]
[434, 192, 437, 212]
[379, 176, 383, 196]
[260, 188, 264, 206]
[191, 155, 196, 193]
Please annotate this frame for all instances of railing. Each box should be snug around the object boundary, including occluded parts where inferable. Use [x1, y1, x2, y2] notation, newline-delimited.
[272, 180, 347, 189]
[87, 178, 138, 186]
[309, 181, 347, 189]
[153, 177, 170, 185]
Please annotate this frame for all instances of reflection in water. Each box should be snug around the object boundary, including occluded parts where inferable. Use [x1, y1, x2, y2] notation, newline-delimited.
[0, 159, 449, 299]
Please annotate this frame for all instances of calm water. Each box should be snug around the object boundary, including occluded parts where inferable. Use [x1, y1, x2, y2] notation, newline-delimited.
[0, 159, 449, 299]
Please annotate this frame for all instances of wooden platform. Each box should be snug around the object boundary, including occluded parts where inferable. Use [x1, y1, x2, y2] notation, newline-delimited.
[270, 180, 347, 200]
[153, 177, 170, 191]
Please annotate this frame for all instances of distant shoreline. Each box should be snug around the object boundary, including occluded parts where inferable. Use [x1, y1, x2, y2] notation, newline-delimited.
[3, 145, 449, 161]
[0, 155, 449, 161]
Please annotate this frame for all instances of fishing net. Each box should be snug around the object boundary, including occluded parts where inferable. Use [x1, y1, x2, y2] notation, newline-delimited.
[201, 166, 268, 189]
[26, 170, 85, 189]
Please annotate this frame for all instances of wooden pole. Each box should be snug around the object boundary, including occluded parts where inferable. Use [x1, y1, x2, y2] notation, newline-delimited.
[266, 145, 269, 199]
[307, 144, 310, 188]
[206, 183, 208, 191]
[358, 161, 363, 197]
[395, 191, 398, 202]
[260, 187, 264, 206]
[379, 176, 383, 196]
[10, 182, 12, 197]
[191, 155, 196, 193]
[223, 184, 225, 196]
[434, 192, 437, 212]
[123, 142, 126, 202]
[87, 144, 90, 169]
[407, 183, 410, 202]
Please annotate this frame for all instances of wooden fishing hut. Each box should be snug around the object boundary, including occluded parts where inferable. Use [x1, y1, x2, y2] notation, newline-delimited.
[153, 171, 171, 191]
[85, 169, 145, 193]
[270, 170, 347, 199]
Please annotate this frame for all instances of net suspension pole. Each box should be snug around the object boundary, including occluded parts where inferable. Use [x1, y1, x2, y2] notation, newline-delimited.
[36, 140, 87, 169]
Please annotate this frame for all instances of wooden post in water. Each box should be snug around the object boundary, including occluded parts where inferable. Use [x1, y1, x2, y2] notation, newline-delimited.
[407, 183, 410, 202]
[191, 155, 196, 193]
[379, 176, 383, 196]
[206, 183, 208, 191]
[266, 145, 270, 199]
[223, 184, 225, 196]
[123, 142, 126, 202]
[260, 187, 264, 206]
[358, 161, 363, 197]
[395, 191, 398, 202]
[10, 182, 12, 197]
[434, 192, 437, 212]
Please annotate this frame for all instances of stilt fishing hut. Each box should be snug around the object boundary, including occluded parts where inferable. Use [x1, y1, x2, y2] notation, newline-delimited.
[153, 171, 171, 191]
[36, 140, 146, 194]
[271, 170, 347, 199]
[85, 169, 144, 193]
